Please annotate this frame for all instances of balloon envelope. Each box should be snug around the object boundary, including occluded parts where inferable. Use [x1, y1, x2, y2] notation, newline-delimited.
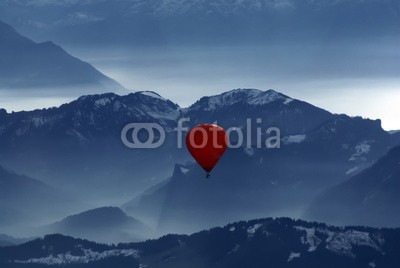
[185, 124, 227, 174]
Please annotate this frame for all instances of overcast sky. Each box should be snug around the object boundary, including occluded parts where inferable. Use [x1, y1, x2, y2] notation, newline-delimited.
[84, 44, 400, 131]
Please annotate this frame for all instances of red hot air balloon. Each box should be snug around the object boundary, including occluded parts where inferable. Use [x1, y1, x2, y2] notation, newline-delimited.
[185, 124, 227, 178]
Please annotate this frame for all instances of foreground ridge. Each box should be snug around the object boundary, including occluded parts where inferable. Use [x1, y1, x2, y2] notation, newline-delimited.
[1, 217, 399, 268]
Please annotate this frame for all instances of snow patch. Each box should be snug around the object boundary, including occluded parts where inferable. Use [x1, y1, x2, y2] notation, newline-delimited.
[294, 227, 383, 257]
[139, 91, 166, 100]
[287, 252, 301, 262]
[203, 89, 286, 111]
[346, 166, 359, 175]
[66, 129, 88, 143]
[228, 244, 240, 254]
[113, 100, 126, 111]
[283, 98, 294, 105]
[325, 230, 381, 258]
[94, 97, 111, 108]
[14, 248, 139, 265]
[247, 90, 284, 105]
[180, 167, 190, 174]
[349, 141, 372, 161]
[146, 109, 180, 121]
[31, 116, 46, 127]
[388, 130, 400, 135]
[247, 223, 263, 237]
[295, 226, 321, 252]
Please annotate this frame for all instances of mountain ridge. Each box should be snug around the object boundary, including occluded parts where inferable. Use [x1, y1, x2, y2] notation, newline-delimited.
[2, 217, 400, 267]
[42, 207, 153, 243]
[0, 19, 125, 93]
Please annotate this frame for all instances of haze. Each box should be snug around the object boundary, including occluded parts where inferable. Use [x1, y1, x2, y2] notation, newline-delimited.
[2, 41, 399, 131]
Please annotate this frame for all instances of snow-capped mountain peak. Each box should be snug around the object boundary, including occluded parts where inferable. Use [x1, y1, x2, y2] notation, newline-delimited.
[138, 91, 167, 101]
[388, 130, 400, 135]
[191, 88, 292, 111]
[0, 92, 181, 141]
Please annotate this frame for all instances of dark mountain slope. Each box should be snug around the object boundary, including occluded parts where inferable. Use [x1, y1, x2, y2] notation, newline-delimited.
[2, 217, 400, 268]
[125, 108, 399, 234]
[0, 91, 183, 202]
[305, 145, 400, 227]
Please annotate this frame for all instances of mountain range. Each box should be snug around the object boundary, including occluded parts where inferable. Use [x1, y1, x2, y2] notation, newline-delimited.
[1, 217, 400, 268]
[0, 19, 124, 93]
[1, 88, 399, 241]
[0, 91, 184, 202]
[41, 207, 152, 244]
[2, 88, 394, 202]
[0, 235, 32, 247]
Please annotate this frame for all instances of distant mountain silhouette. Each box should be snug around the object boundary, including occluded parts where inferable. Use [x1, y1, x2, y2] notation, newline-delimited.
[0, 234, 32, 247]
[0, 164, 82, 234]
[0, 20, 124, 93]
[43, 207, 153, 243]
